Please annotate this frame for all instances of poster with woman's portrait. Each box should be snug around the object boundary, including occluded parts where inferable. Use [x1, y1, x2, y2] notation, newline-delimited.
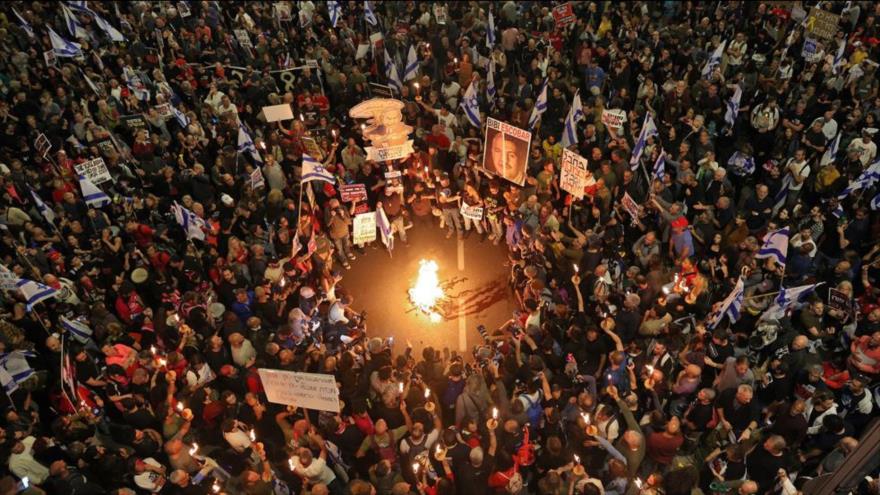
[480, 118, 531, 186]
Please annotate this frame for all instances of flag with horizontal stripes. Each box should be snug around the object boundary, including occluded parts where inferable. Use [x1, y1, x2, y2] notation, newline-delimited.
[301, 154, 336, 183]
[760, 282, 822, 321]
[61, 316, 93, 343]
[376, 204, 393, 251]
[237, 124, 263, 164]
[872, 193, 880, 210]
[77, 175, 111, 208]
[12, 8, 35, 38]
[755, 227, 789, 267]
[820, 133, 841, 166]
[65, 1, 93, 14]
[461, 79, 481, 128]
[527, 79, 548, 130]
[772, 175, 791, 215]
[832, 40, 846, 75]
[486, 11, 496, 48]
[702, 40, 727, 79]
[727, 151, 755, 177]
[403, 45, 419, 82]
[172, 105, 190, 128]
[48, 26, 83, 57]
[171, 201, 206, 241]
[652, 150, 667, 182]
[16, 278, 58, 311]
[383, 47, 403, 94]
[61, 3, 88, 39]
[30, 189, 56, 226]
[328, 1, 342, 27]
[707, 276, 744, 329]
[629, 113, 658, 169]
[561, 92, 584, 149]
[486, 58, 497, 104]
[364, 0, 377, 26]
[837, 159, 880, 200]
[93, 13, 126, 42]
[0, 351, 37, 394]
[725, 85, 741, 128]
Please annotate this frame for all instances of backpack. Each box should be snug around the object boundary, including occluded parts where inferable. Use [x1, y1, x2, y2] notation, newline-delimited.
[522, 393, 543, 428]
[442, 378, 466, 410]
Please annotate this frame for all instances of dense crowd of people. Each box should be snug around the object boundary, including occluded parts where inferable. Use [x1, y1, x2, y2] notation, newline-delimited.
[0, 1, 880, 494]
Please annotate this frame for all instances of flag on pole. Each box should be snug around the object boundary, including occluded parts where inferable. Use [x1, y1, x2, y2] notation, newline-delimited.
[328, 0, 342, 28]
[871, 193, 880, 210]
[702, 40, 727, 79]
[486, 58, 497, 104]
[383, 47, 403, 94]
[561, 92, 585, 148]
[629, 113, 658, 169]
[364, 1, 377, 26]
[171, 202, 207, 241]
[820, 133, 841, 166]
[403, 45, 419, 82]
[652, 150, 667, 182]
[772, 175, 792, 216]
[80, 69, 101, 96]
[760, 282, 822, 321]
[527, 79, 548, 130]
[755, 227, 790, 267]
[461, 79, 481, 128]
[60, 316, 93, 343]
[837, 159, 880, 200]
[16, 278, 58, 311]
[171, 105, 190, 129]
[30, 189, 56, 226]
[237, 124, 263, 165]
[48, 27, 83, 58]
[832, 41, 846, 74]
[93, 13, 126, 42]
[0, 351, 37, 394]
[66, 1, 94, 14]
[61, 3, 89, 39]
[77, 175, 110, 208]
[725, 85, 742, 128]
[11, 8, 35, 38]
[706, 276, 745, 329]
[301, 154, 336, 183]
[486, 11, 496, 48]
[376, 204, 394, 251]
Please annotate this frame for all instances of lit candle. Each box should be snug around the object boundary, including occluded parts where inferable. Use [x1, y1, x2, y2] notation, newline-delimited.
[492, 407, 498, 419]
[411, 462, 420, 473]
[289, 458, 296, 471]
[424, 388, 430, 399]
[607, 374, 613, 383]
[189, 442, 199, 456]
[212, 480, 220, 493]
[249, 429, 256, 442]
[574, 454, 581, 465]
[399, 382, 404, 394]
[331, 129, 337, 140]
[361, 123, 366, 132]
[176, 402, 184, 412]
[414, 82, 420, 96]
[646, 365, 654, 375]
[634, 478, 643, 489]
[573, 263, 579, 273]
[454, 57, 458, 64]
[150, 345, 157, 355]
[158, 358, 167, 367]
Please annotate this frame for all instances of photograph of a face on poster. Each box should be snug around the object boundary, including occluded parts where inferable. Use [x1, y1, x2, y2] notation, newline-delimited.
[481, 117, 531, 186]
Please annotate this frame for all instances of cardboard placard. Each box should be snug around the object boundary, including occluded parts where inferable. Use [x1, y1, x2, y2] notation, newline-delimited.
[480, 118, 532, 186]
[806, 7, 839, 40]
[44, 50, 57, 69]
[621, 192, 642, 221]
[121, 114, 149, 132]
[383, 170, 402, 180]
[74, 157, 112, 185]
[302, 137, 324, 161]
[234, 29, 253, 48]
[369, 82, 394, 98]
[433, 4, 447, 24]
[257, 369, 340, 412]
[355, 43, 371, 60]
[366, 141, 414, 162]
[261, 104, 294, 122]
[601, 109, 627, 129]
[0, 267, 19, 291]
[250, 167, 265, 190]
[34, 133, 52, 158]
[552, 3, 576, 27]
[827, 288, 851, 315]
[801, 38, 818, 61]
[274, 2, 292, 21]
[460, 203, 484, 221]
[154, 103, 173, 120]
[353, 212, 377, 244]
[178, 1, 191, 18]
[340, 183, 368, 202]
[560, 149, 589, 199]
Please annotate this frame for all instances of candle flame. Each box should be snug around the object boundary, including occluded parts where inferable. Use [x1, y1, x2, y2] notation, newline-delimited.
[424, 388, 430, 399]
[150, 345, 157, 355]
[249, 429, 256, 442]
[289, 458, 295, 471]
[574, 454, 581, 464]
[411, 462, 420, 473]
[176, 402, 184, 412]
[492, 407, 498, 419]
[189, 443, 198, 456]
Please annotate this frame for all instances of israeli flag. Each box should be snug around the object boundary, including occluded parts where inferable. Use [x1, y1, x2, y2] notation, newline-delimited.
[30, 189, 56, 226]
[871, 193, 880, 210]
[561, 92, 585, 148]
[755, 227, 790, 267]
[171, 201, 206, 241]
[12, 8, 35, 38]
[629, 113, 658, 169]
[237, 125, 264, 165]
[48, 27, 83, 58]
[16, 278, 58, 311]
[461, 79, 481, 128]
[486, 58, 497, 104]
[61, 3, 89, 39]
[725, 85, 741, 128]
[528, 79, 549, 130]
[403, 45, 419, 82]
[772, 176, 791, 215]
[66, 1, 94, 14]
[383, 47, 403, 94]
[820, 133, 841, 166]
[832, 41, 846, 75]
[486, 11, 496, 48]
[760, 282, 822, 321]
[81, 69, 101, 96]
[61, 316, 93, 343]
[701, 40, 727, 79]
[707, 276, 744, 329]
[301, 154, 336, 183]
[78, 175, 111, 208]
[652, 150, 667, 182]
[123, 68, 150, 102]
[376, 204, 394, 251]
[328, 0, 342, 28]
[364, 1, 377, 26]
[93, 13, 126, 42]
[172, 105, 190, 129]
[0, 351, 37, 393]
[727, 151, 755, 177]
[837, 159, 880, 200]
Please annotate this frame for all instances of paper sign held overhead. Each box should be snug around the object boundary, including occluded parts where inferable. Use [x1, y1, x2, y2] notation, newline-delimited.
[262, 104, 294, 122]
[257, 369, 340, 412]
[560, 149, 589, 199]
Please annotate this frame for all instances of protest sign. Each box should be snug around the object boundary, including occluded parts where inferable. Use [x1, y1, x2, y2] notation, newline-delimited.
[552, 3, 576, 27]
[480, 118, 532, 186]
[0, 267, 18, 291]
[355, 43, 371, 60]
[302, 137, 325, 161]
[353, 212, 377, 244]
[340, 184, 368, 203]
[801, 38, 818, 61]
[178, 2, 191, 18]
[120, 114, 149, 133]
[369, 82, 395, 98]
[257, 369, 340, 412]
[250, 168, 265, 190]
[274, 2, 292, 21]
[154, 103, 173, 120]
[621, 192, 642, 221]
[34, 133, 52, 158]
[601, 109, 627, 129]
[806, 7, 839, 40]
[433, 4, 448, 24]
[234, 29, 253, 48]
[74, 158, 112, 185]
[261, 104, 294, 122]
[827, 288, 852, 315]
[44, 50, 57, 69]
[383, 170, 402, 180]
[366, 141, 414, 162]
[560, 149, 589, 199]
[460, 203, 484, 221]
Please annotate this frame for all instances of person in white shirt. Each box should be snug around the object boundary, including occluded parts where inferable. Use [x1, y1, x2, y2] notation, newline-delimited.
[847, 129, 877, 166]
[782, 148, 810, 208]
[818, 109, 839, 141]
[8, 436, 49, 485]
[726, 32, 747, 71]
[222, 419, 253, 453]
[441, 80, 461, 109]
[203, 84, 226, 114]
[289, 443, 339, 491]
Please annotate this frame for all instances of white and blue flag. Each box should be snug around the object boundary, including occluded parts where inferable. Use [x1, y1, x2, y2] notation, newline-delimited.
[403, 45, 419, 82]
[12, 8, 35, 38]
[725, 85, 741, 128]
[652, 150, 667, 182]
[301, 154, 336, 183]
[760, 282, 823, 321]
[837, 159, 880, 200]
[561, 92, 584, 149]
[527, 79, 548, 130]
[727, 151, 755, 177]
[755, 227, 790, 267]
[78, 175, 111, 208]
[61, 3, 89, 39]
[66, 1, 94, 14]
[172, 105, 190, 129]
[702, 40, 727, 79]
[93, 13, 126, 42]
[61, 316, 94, 343]
[486, 11, 496, 48]
[0, 351, 38, 394]
[237, 124, 263, 165]
[377, 204, 394, 251]
[383, 47, 403, 94]
[48, 27, 83, 58]
[871, 193, 880, 210]
[629, 113, 658, 169]
[461, 79, 481, 128]
[123, 67, 150, 102]
[172, 201, 206, 241]
[832, 41, 846, 74]
[16, 278, 58, 311]
[30, 189, 56, 226]
[328, 0, 342, 28]
[820, 133, 841, 166]
[486, 58, 497, 104]
[364, 1, 377, 26]
[707, 276, 744, 329]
